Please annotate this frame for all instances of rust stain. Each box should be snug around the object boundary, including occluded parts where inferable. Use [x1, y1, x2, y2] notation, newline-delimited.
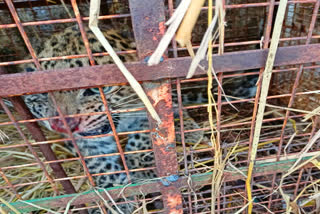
[167, 194, 183, 210]
[147, 83, 170, 107]
[158, 21, 166, 35]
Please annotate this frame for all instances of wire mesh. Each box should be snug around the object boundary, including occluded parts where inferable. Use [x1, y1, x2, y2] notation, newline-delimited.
[0, 0, 319, 213]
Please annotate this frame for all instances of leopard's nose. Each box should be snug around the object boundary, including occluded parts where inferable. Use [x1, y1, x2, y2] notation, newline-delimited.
[50, 117, 80, 133]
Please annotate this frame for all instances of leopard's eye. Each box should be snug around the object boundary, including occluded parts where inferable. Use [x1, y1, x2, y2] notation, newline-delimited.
[90, 87, 112, 94]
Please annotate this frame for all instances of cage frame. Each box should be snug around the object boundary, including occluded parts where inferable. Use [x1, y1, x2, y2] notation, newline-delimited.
[0, 0, 320, 213]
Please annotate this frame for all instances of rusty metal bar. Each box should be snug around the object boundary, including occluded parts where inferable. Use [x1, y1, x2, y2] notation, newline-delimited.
[1, 44, 320, 97]
[129, 0, 183, 212]
[144, 80, 183, 213]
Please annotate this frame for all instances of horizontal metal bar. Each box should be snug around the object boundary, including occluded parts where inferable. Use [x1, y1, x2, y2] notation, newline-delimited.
[1, 44, 320, 97]
[1, 156, 315, 213]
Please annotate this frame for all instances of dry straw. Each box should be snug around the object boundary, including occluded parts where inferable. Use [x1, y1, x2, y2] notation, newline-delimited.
[246, 0, 288, 212]
[147, 0, 192, 66]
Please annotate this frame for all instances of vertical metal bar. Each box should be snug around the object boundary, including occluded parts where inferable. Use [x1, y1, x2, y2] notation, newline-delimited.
[0, 98, 59, 194]
[144, 80, 183, 214]
[129, 0, 183, 213]
[176, 79, 189, 174]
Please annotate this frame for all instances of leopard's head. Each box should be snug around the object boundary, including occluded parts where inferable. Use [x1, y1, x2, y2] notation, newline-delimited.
[45, 86, 124, 137]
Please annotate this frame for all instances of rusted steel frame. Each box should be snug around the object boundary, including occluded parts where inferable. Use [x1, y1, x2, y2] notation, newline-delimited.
[0, 50, 137, 66]
[0, 167, 22, 199]
[276, 0, 320, 159]
[176, 79, 189, 174]
[2, 43, 320, 97]
[70, 0, 131, 183]
[0, 6, 99, 188]
[0, 98, 59, 194]
[3, 158, 314, 213]
[0, 14, 131, 29]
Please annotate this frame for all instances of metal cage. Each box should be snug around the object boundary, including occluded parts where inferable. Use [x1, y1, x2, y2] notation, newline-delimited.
[0, 0, 320, 213]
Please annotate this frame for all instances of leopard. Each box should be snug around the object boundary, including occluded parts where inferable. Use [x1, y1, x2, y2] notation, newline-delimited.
[18, 24, 207, 213]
